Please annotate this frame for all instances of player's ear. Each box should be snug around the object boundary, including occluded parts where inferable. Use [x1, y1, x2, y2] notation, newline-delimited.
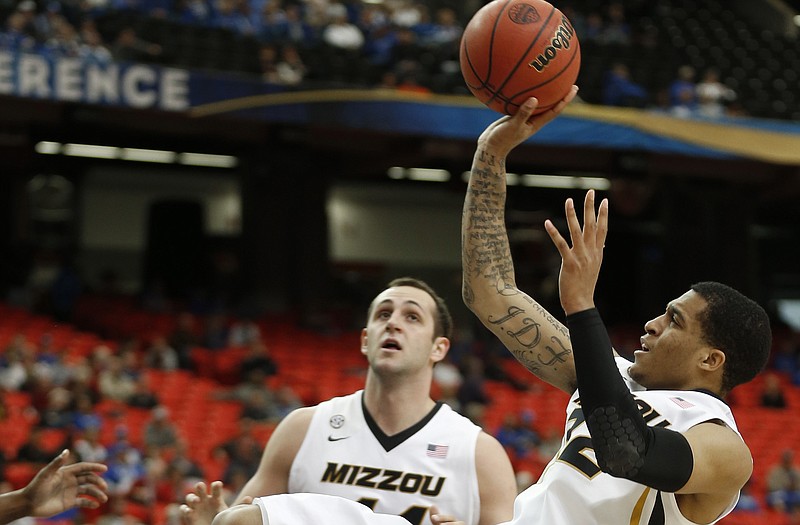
[360, 328, 368, 355]
[430, 337, 450, 363]
[700, 348, 725, 373]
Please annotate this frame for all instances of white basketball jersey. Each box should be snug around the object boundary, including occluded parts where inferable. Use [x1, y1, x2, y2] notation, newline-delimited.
[503, 357, 742, 525]
[288, 391, 481, 525]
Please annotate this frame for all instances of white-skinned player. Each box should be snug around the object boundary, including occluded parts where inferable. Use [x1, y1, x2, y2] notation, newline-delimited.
[182, 277, 516, 525]
[207, 89, 771, 525]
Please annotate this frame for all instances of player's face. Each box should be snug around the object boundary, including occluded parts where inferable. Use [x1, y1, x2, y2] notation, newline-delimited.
[629, 290, 713, 390]
[361, 286, 448, 375]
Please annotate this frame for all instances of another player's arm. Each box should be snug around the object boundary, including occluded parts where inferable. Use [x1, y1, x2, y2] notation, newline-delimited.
[474, 432, 516, 525]
[235, 407, 315, 501]
[462, 91, 580, 394]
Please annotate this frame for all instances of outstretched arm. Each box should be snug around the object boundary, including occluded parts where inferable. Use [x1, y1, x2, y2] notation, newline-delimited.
[462, 88, 580, 394]
[0, 450, 108, 525]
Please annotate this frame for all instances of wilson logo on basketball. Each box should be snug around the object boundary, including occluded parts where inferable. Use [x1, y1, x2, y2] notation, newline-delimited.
[529, 15, 576, 72]
[507, 3, 540, 24]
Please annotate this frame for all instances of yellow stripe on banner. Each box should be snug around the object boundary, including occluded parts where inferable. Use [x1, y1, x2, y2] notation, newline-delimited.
[188, 89, 484, 118]
[567, 103, 800, 166]
[630, 487, 651, 525]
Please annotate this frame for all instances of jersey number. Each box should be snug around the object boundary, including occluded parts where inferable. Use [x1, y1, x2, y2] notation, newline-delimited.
[556, 400, 668, 478]
[358, 498, 428, 525]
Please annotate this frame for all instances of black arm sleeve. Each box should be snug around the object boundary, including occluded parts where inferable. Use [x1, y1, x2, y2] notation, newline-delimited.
[566, 308, 694, 492]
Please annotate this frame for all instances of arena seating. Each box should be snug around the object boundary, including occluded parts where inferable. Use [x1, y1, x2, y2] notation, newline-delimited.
[2, 297, 799, 524]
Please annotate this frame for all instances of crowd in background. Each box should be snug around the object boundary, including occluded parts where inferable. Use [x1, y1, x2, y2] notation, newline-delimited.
[0, 0, 774, 120]
[3, 250, 800, 523]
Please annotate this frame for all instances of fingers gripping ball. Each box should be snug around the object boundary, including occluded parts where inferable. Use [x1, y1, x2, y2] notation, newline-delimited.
[460, 0, 581, 115]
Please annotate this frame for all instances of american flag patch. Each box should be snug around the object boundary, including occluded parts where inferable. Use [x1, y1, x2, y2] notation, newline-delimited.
[670, 397, 695, 409]
[426, 443, 449, 458]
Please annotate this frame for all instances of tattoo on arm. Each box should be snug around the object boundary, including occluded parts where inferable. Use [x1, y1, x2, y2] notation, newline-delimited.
[486, 301, 572, 378]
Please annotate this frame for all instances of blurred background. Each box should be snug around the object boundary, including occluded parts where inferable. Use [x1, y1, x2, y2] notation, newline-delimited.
[1, 0, 800, 523]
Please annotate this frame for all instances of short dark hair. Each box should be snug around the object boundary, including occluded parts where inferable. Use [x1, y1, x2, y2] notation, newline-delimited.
[691, 281, 771, 394]
[368, 277, 453, 340]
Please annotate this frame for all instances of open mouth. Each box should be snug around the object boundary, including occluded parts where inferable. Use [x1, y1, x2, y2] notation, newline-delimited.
[382, 339, 402, 351]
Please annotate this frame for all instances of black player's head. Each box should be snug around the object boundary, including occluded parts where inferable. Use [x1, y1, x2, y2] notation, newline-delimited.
[690, 281, 771, 393]
[369, 277, 453, 340]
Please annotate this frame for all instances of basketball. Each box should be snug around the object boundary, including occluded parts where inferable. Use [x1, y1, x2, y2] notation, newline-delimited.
[459, 0, 581, 116]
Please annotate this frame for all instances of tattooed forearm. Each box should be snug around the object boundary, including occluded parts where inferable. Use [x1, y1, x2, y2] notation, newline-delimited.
[462, 151, 515, 286]
[485, 301, 572, 380]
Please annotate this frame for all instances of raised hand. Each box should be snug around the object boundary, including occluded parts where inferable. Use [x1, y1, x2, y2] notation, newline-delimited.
[477, 86, 579, 158]
[180, 481, 231, 525]
[544, 190, 609, 315]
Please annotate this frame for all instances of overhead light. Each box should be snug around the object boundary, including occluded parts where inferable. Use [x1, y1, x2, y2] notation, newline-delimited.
[35, 141, 61, 155]
[387, 167, 451, 182]
[120, 148, 176, 163]
[35, 141, 238, 168]
[794, 14, 800, 27]
[387, 166, 404, 179]
[407, 168, 450, 182]
[178, 152, 238, 168]
[521, 174, 611, 190]
[63, 143, 119, 159]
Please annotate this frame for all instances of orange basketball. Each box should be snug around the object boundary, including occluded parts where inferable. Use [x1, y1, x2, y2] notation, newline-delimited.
[459, 0, 581, 115]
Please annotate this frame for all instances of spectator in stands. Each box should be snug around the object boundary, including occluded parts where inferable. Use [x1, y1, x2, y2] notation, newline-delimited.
[217, 420, 263, 481]
[173, 0, 213, 25]
[169, 439, 205, 480]
[760, 372, 788, 409]
[105, 427, 146, 498]
[98, 355, 137, 403]
[143, 406, 180, 452]
[127, 374, 160, 409]
[71, 392, 102, 432]
[581, 12, 604, 43]
[273, 44, 307, 86]
[0, 337, 34, 391]
[668, 65, 697, 118]
[767, 449, 800, 512]
[239, 340, 277, 379]
[214, 0, 255, 35]
[495, 411, 541, 461]
[227, 316, 262, 347]
[144, 335, 179, 371]
[602, 62, 648, 107]
[695, 68, 736, 119]
[420, 7, 462, 51]
[40, 386, 74, 428]
[74, 426, 108, 463]
[260, 2, 319, 47]
[322, 4, 364, 51]
[600, 2, 630, 45]
[79, 21, 113, 64]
